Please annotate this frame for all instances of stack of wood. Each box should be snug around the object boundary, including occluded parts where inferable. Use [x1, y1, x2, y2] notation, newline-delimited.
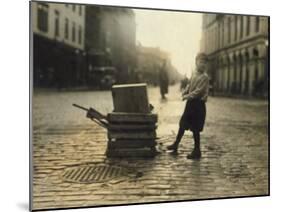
[106, 83, 158, 158]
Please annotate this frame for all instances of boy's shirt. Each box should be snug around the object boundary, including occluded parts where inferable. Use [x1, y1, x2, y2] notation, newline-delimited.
[183, 71, 209, 102]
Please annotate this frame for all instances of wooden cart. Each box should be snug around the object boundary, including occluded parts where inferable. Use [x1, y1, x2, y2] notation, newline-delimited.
[73, 83, 158, 158]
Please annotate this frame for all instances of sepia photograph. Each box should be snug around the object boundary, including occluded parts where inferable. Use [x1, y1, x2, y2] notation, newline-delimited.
[30, 1, 269, 211]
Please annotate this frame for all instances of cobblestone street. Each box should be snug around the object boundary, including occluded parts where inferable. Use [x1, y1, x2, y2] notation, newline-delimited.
[32, 85, 269, 210]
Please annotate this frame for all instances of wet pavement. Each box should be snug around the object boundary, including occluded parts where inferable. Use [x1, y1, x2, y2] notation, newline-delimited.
[32, 85, 269, 210]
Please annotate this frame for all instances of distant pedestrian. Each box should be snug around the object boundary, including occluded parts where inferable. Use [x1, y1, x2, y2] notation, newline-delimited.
[167, 53, 209, 159]
[159, 60, 169, 99]
[209, 78, 215, 96]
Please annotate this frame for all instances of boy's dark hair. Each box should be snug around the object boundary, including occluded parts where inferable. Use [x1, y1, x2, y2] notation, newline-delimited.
[196, 53, 208, 62]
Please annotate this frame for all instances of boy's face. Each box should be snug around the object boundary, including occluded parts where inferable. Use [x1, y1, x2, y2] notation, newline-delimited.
[196, 58, 208, 73]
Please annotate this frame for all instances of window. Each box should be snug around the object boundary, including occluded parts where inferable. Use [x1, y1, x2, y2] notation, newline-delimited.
[246, 16, 251, 36]
[79, 5, 82, 16]
[228, 17, 231, 44]
[54, 10, 60, 37]
[78, 26, 82, 44]
[105, 31, 110, 45]
[72, 5, 76, 12]
[240, 16, 244, 39]
[37, 3, 49, 32]
[222, 20, 224, 47]
[255, 68, 259, 80]
[218, 22, 221, 48]
[65, 4, 68, 7]
[215, 28, 217, 49]
[234, 16, 238, 41]
[64, 18, 69, 39]
[72, 22, 76, 42]
[212, 28, 214, 50]
[255, 16, 260, 32]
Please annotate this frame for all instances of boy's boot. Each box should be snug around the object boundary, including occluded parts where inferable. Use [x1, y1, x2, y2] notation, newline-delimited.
[187, 137, 201, 159]
[187, 149, 201, 159]
[167, 142, 178, 152]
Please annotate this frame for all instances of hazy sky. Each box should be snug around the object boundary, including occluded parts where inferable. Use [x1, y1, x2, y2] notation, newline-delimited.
[134, 9, 202, 77]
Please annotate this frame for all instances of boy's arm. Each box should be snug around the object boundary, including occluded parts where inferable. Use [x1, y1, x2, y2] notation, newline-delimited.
[182, 74, 193, 96]
[183, 76, 209, 100]
[182, 84, 190, 95]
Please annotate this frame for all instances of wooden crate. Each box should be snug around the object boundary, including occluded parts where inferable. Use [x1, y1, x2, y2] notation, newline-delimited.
[105, 84, 158, 158]
[108, 123, 157, 131]
[106, 147, 156, 158]
[107, 112, 158, 123]
[112, 83, 150, 113]
[108, 130, 156, 140]
[108, 139, 156, 149]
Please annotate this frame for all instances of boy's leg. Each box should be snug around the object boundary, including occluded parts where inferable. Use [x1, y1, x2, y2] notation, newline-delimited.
[187, 130, 201, 159]
[193, 131, 200, 152]
[167, 127, 185, 151]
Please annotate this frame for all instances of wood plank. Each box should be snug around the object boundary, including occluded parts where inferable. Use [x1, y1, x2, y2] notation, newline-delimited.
[108, 123, 157, 131]
[107, 112, 158, 123]
[112, 83, 150, 113]
[106, 147, 156, 158]
[108, 131, 156, 139]
[108, 139, 156, 149]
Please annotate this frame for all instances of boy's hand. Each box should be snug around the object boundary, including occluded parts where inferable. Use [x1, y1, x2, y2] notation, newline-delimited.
[182, 94, 189, 101]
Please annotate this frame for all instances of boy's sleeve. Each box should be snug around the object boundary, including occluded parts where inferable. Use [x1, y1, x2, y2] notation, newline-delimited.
[187, 75, 209, 99]
[182, 74, 193, 95]
[182, 84, 190, 95]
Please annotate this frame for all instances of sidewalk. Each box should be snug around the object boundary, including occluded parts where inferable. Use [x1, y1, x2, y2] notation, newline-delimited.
[32, 86, 268, 210]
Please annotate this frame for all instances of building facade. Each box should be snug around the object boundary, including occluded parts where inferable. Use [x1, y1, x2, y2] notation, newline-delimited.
[136, 45, 181, 85]
[32, 2, 137, 88]
[31, 2, 86, 88]
[85, 6, 137, 84]
[200, 14, 269, 97]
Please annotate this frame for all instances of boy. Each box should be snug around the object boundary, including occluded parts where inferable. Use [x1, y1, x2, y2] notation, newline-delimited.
[167, 53, 209, 159]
